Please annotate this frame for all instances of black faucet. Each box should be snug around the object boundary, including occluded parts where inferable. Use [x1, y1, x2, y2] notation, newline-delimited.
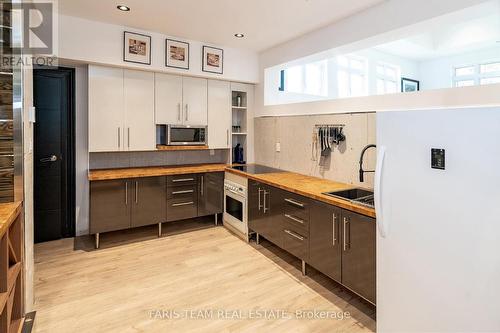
[359, 144, 376, 182]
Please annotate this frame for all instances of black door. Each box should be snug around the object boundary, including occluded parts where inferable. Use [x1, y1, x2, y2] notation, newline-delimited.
[33, 68, 75, 243]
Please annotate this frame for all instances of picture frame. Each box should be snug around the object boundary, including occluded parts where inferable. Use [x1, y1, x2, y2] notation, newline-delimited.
[401, 77, 420, 93]
[202, 46, 224, 74]
[165, 39, 190, 70]
[123, 31, 152, 65]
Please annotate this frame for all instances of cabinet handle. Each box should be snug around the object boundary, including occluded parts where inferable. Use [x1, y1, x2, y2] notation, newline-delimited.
[285, 214, 304, 225]
[172, 189, 194, 195]
[172, 201, 194, 207]
[135, 181, 138, 204]
[118, 128, 121, 148]
[258, 188, 263, 211]
[332, 213, 337, 246]
[201, 175, 204, 196]
[263, 190, 269, 213]
[172, 178, 194, 183]
[127, 128, 130, 148]
[284, 198, 304, 208]
[343, 217, 350, 251]
[185, 104, 188, 121]
[284, 229, 304, 241]
[125, 182, 128, 205]
[177, 103, 181, 121]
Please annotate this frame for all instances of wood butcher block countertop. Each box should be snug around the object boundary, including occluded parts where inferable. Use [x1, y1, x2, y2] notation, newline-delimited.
[0, 201, 22, 237]
[226, 168, 376, 218]
[88, 163, 229, 181]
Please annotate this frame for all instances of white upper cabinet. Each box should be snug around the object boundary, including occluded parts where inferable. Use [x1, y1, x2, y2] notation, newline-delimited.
[208, 80, 231, 149]
[155, 73, 183, 124]
[182, 77, 208, 126]
[89, 66, 155, 152]
[124, 70, 155, 151]
[89, 65, 124, 152]
[155, 75, 208, 126]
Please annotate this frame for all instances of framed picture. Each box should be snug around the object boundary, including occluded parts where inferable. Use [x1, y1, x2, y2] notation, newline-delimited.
[165, 39, 189, 70]
[202, 46, 223, 74]
[123, 31, 151, 65]
[401, 78, 420, 92]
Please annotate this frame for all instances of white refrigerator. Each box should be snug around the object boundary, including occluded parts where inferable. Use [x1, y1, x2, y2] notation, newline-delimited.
[375, 107, 500, 332]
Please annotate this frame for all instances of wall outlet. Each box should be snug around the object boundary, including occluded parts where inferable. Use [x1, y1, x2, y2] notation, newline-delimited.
[210, 149, 215, 156]
[276, 142, 281, 152]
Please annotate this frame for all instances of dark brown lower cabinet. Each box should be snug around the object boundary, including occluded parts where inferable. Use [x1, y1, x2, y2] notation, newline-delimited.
[166, 177, 198, 222]
[309, 200, 342, 283]
[90, 179, 130, 234]
[90, 177, 167, 234]
[198, 172, 224, 216]
[248, 180, 284, 248]
[131, 177, 167, 228]
[341, 210, 376, 304]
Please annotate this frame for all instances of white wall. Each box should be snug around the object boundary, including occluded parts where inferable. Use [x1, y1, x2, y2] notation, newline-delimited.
[58, 15, 259, 84]
[419, 45, 500, 90]
[22, 62, 34, 313]
[74, 65, 89, 236]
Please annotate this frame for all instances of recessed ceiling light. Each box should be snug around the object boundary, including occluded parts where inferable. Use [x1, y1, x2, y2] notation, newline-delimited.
[117, 5, 130, 11]
[234, 33, 245, 38]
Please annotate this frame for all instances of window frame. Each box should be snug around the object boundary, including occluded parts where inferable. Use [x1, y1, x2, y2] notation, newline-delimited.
[453, 60, 500, 88]
[376, 62, 400, 95]
[337, 54, 368, 98]
[280, 60, 328, 97]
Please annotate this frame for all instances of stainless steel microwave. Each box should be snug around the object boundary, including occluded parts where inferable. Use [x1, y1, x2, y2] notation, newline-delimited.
[156, 125, 207, 146]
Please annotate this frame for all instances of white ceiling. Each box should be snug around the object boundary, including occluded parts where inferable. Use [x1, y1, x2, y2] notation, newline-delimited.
[58, 0, 384, 52]
[375, 0, 500, 61]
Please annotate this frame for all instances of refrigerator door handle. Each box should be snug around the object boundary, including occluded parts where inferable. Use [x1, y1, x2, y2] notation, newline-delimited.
[375, 145, 387, 237]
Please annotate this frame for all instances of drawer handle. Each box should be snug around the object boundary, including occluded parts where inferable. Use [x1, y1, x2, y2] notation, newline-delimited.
[284, 229, 304, 241]
[172, 201, 194, 207]
[172, 178, 194, 183]
[285, 214, 304, 225]
[284, 198, 304, 208]
[172, 189, 194, 195]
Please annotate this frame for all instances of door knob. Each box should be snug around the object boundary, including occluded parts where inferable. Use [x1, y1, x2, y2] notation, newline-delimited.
[40, 155, 58, 163]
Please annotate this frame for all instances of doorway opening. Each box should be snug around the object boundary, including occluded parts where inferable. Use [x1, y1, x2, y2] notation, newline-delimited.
[33, 67, 76, 243]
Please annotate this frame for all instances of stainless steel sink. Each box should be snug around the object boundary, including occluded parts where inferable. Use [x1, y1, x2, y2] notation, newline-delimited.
[323, 188, 375, 209]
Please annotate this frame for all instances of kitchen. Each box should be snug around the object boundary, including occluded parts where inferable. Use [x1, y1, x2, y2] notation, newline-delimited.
[1, 0, 500, 332]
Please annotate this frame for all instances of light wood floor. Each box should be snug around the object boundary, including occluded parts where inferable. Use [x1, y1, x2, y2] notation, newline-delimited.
[34, 219, 376, 333]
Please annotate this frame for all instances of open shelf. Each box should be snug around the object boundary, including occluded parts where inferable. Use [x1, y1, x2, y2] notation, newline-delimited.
[231, 89, 249, 164]
[0, 203, 24, 333]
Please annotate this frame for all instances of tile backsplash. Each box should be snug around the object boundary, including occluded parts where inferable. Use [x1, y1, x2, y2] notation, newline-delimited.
[254, 112, 376, 189]
[89, 149, 229, 170]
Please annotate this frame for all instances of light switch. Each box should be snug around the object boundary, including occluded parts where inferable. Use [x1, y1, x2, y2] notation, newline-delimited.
[276, 142, 281, 152]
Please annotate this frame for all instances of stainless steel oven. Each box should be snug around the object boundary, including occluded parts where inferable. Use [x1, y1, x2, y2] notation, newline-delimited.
[223, 179, 248, 240]
[157, 125, 207, 146]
